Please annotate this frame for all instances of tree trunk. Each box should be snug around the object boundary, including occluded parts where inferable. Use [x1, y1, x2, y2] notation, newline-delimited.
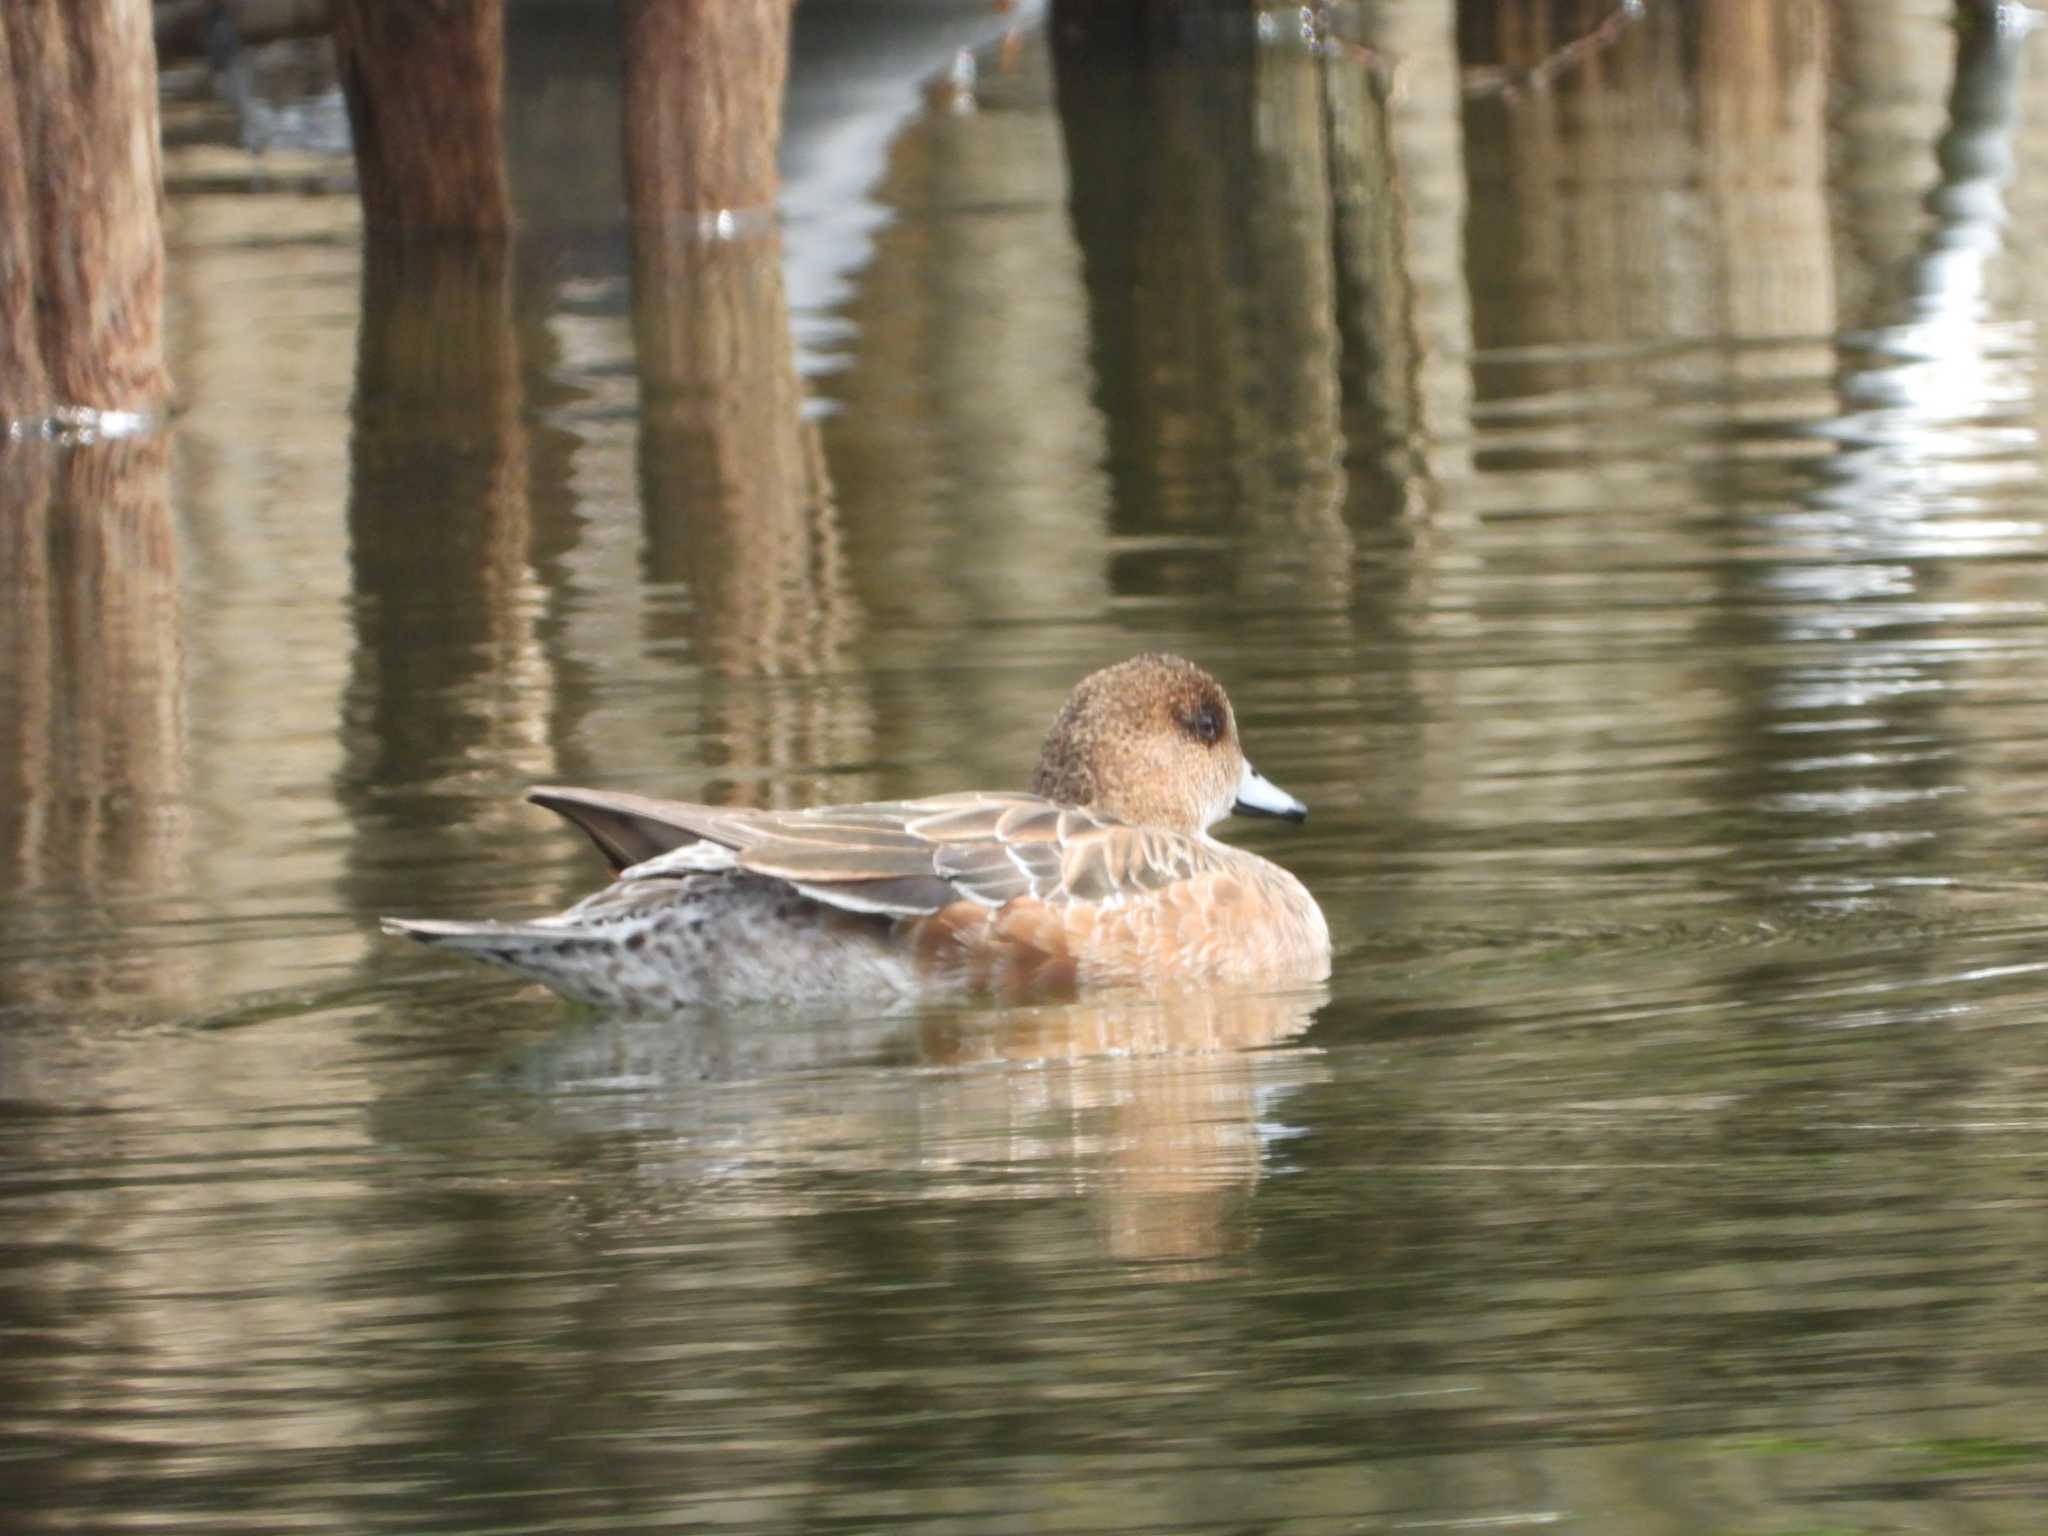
[0, 0, 168, 423]
[621, 0, 793, 222]
[330, 0, 510, 233]
[0, 21, 51, 421]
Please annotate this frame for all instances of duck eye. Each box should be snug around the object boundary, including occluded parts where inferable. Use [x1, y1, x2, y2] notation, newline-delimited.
[1188, 704, 1223, 746]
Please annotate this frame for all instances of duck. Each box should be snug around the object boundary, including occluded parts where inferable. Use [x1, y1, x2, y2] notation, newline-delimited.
[382, 654, 1330, 1008]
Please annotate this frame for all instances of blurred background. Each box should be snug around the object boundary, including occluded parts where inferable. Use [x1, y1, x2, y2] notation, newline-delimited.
[8, 1, 2048, 1530]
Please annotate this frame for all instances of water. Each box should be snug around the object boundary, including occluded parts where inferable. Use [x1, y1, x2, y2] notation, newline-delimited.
[7, 0, 2048, 1529]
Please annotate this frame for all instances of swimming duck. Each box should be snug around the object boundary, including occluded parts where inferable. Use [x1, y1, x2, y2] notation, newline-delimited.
[383, 654, 1329, 1007]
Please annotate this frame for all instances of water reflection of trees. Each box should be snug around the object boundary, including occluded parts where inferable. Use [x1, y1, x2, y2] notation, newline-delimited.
[1057, 25, 1355, 600]
[0, 438, 186, 1008]
[335, 239, 566, 924]
[12, 4, 2048, 1532]
[633, 232, 871, 808]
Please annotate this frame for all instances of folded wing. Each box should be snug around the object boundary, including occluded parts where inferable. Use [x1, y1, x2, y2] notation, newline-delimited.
[527, 785, 1230, 923]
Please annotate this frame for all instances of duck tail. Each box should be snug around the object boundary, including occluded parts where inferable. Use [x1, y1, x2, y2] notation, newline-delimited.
[384, 914, 649, 1008]
[381, 915, 573, 957]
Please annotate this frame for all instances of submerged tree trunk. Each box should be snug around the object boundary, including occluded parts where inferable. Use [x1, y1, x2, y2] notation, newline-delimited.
[0, 0, 168, 423]
[620, 0, 793, 220]
[621, 0, 833, 797]
[330, 0, 510, 232]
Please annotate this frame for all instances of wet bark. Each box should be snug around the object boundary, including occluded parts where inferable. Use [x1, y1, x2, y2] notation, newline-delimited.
[330, 0, 510, 232]
[620, 0, 793, 220]
[0, 0, 169, 422]
[0, 23, 50, 420]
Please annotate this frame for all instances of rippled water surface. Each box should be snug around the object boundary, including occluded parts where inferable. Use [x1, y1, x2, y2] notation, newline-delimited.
[9, 1, 2048, 1531]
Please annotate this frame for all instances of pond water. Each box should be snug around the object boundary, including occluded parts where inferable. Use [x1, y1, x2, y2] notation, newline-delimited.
[8, 1, 2048, 1530]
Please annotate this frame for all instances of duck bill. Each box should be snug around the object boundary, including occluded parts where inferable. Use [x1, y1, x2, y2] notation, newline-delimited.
[1233, 760, 1308, 822]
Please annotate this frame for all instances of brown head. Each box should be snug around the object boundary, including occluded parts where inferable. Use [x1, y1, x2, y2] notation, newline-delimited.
[1029, 654, 1308, 835]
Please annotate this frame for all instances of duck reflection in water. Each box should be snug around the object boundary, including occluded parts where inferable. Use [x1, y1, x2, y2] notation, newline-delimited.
[507, 980, 1328, 1273]
[386, 655, 1331, 1010]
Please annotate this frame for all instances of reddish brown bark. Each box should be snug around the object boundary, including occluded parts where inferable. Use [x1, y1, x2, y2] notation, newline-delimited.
[0, 22, 49, 420]
[621, 0, 794, 221]
[330, 0, 511, 233]
[0, 0, 168, 422]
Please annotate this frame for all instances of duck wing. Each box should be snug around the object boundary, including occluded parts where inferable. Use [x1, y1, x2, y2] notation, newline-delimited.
[914, 799, 1218, 908]
[528, 785, 719, 871]
[528, 786, 1229, 921]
